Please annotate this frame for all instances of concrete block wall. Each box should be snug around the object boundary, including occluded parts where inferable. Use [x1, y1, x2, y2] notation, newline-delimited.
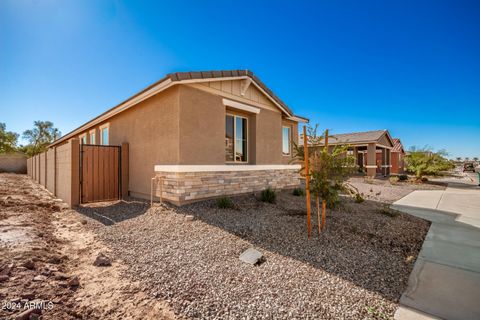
[0, 154, 27, 173]
[155, 168, 300, 205]
[26, 139, 80, 207]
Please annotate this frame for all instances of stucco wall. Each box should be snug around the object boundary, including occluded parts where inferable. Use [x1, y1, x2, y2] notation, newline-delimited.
[178, 85, 225, 165]
[46, 148, 55, 192]
[0, 154, 27, 173]
[178, 85, 298, 166]
[39, 152, 46, 186]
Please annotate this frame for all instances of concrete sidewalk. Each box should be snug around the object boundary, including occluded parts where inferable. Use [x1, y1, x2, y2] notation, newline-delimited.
[391, 179, 480, 320]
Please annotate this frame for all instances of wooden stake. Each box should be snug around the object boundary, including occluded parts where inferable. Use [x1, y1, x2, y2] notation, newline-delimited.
[321, 129, 329, 230]
[321, 199, 326, 230]
[303, 125, 312, 237]
[316, 195, 321, 235]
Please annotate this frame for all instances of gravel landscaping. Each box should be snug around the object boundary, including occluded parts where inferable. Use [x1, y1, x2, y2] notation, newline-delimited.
[84, 179, 433, 320]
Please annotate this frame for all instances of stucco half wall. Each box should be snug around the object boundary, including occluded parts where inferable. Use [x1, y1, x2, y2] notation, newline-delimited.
[154, 164, 301, 205]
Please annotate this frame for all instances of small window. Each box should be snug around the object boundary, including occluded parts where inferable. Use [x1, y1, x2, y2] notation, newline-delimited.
[282, 126, 291, 155]
[101, 127, 109, 145]
[80, 134, 87, 144]
[90, 131, 96, 144]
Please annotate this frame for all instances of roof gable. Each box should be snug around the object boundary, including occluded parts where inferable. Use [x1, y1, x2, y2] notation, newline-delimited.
[192, 79, 279, 113]
[168, 70, 293, 116]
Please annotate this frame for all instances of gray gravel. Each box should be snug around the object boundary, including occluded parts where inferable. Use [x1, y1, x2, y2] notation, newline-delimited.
[84, 183, 430, 320]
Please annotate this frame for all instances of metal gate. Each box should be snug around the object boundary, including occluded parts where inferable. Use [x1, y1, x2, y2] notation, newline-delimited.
[80, 144, 121, 203]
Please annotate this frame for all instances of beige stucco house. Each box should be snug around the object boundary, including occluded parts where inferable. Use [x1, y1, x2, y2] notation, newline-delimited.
[49, 70, 308, 205]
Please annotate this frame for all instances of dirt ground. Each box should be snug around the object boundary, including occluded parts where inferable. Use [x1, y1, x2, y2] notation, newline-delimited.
[0, 173, 175, 320]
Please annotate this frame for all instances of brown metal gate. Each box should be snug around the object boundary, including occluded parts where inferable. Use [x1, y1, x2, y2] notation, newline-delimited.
[80, 144, 121, 203]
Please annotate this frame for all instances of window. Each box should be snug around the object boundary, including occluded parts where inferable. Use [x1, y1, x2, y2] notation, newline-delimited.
[80, 134, 87, 145]
[89, 130, 96, 144]
[101, 127, 109, 145]
[282, 126, 291, 155]
[225, 115, 247, 162]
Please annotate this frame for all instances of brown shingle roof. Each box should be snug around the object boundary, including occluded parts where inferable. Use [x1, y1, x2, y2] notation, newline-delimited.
[328, 130, 388, 144]
[300, 130, 393, 146]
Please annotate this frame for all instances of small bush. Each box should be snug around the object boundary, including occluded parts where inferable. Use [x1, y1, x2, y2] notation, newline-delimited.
[389, 176, 399, 185]
[421, 177, 429, 182]
[354, 193, 364, 203]
[292, 188, 305, 196]
[216, 196, 234, 209]
[364, 176, 375, 184]
[260, 187, 276, 203]
[398, 174, 408, 181]
[378, 207, 399, 218]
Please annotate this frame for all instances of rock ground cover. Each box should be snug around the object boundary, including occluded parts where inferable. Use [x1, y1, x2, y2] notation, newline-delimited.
[1, 173, 440, 319]
[85, 177, 436, 320]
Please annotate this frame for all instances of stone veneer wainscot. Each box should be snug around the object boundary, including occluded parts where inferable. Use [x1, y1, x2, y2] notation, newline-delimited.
[154, 165, 301, 205]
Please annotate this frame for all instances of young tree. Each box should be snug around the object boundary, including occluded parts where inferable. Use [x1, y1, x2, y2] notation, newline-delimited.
[0, 123, 19, 154]
[293, 126, 357, 234]
[405, 147, 455, 179]
[22, 121, 61, 156]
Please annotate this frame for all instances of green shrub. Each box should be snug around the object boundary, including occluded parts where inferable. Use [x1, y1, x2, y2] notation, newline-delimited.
[378, 207, 399, 218]
[292, 188, 305, 196]
[260, 187, 276, 203]
[216, 196, 234, 209]
[389, 176, 399, 185]
[354, 193, 364, 203]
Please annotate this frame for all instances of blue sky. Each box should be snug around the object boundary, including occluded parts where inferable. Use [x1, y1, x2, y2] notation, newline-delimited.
[1, 0, 479, 158]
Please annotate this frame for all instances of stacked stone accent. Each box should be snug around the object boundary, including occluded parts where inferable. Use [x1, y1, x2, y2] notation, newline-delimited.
[155, 168, 300, 205]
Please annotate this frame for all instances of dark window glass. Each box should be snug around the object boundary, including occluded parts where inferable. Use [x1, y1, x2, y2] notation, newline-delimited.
[225, 116, 234, 161]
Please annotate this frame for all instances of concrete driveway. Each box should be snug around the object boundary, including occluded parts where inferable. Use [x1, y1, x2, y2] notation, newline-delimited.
[391, 174, 480, 320]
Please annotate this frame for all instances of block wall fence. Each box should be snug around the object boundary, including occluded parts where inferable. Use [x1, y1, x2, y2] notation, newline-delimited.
[27, 139, 80, 207]
[0, 154, 27, 173]
[27, 140, 129, 207]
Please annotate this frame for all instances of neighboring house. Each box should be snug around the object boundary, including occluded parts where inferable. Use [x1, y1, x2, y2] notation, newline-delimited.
[301, 129, 395, 177]
[390, 138, 405, 174]
[49, 70, 308, 205]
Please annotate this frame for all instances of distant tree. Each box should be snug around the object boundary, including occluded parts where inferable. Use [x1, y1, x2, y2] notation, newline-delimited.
[405, 147, 455, 179]
[465, 157, 470, 161]
[473, 157, 479, 162]
[455, 157, 463, 162]
[0, 123, 19, 154]
[21, 121, 61, 156]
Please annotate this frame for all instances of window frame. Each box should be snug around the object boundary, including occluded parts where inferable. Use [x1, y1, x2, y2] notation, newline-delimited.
[89, 129, 96, 144]
[99, 123, 109, 146]
[79, 133, 87, 145]
[225, 113, 248, 163]
[282, 125, 291, 156]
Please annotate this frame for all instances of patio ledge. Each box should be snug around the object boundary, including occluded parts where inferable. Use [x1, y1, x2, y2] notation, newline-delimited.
[154, 164, 301, 172]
